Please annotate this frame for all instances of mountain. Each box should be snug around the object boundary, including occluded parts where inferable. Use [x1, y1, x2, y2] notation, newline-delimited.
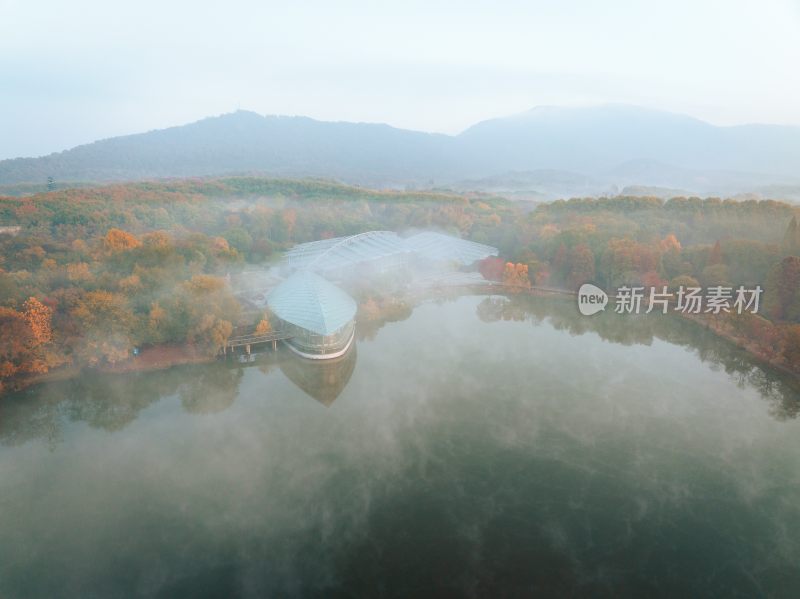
[0, 111, 459, 187]
[458, 105, 800, 179]
[2, 105, 800, 197]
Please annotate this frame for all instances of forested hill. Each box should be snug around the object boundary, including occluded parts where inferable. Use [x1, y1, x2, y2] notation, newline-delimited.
[0, 111, 459, 187]
[3, 106, 800, 194]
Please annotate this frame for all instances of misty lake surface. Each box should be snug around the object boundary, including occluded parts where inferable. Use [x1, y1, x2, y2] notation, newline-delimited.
[1, 295, 799, 598]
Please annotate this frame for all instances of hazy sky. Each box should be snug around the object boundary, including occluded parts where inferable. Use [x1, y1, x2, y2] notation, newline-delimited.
[2, 0, 800, 159]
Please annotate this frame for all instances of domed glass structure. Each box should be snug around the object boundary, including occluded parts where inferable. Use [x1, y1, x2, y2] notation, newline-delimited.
[267, 271, 357, 359]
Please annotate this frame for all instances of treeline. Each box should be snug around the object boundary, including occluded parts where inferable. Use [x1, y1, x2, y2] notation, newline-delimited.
[503, 201, 800, 374]
[0, 178, 513, 392]
[1, 178, 799, 393]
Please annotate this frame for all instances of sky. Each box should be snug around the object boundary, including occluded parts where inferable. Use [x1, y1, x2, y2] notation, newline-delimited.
[2, 0, 800, 159]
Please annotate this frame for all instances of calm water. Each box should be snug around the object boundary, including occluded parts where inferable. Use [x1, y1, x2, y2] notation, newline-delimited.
[1, 295, 799, 598]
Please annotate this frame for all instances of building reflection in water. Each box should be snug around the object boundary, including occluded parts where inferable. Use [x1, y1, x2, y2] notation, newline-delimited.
[278, 343, 357, 406]
[234, 342, 358, 407]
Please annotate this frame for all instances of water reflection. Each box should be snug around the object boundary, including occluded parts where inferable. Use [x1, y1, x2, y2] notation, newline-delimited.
[476, 295, 800, 420]
[278, 344, 357, 406]
[1, 295, 800, 598]
[0, 343, 358, 447]
[1, 294, 798, 451]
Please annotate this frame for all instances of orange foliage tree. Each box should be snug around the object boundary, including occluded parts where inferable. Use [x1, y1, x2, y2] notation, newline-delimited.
[103, 228, 141, 252]
[0, 297, 54, 391]
[23, 297, 52, 344]
[503, 262, 531, 291]
[255, 317, 272, 334]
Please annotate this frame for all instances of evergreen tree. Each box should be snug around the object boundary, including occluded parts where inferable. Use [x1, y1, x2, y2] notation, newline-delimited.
[782, 216, 800, 254]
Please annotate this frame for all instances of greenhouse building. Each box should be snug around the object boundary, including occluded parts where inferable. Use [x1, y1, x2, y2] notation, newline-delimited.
[267, 231, 497, 359]
[281, 230, 498, 278]
[267, 271, 357, 359]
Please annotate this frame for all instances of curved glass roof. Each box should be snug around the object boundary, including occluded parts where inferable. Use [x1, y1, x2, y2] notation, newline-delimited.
[402, 232, 498, 265]
[267, 271, 357, 335]
[282, 230, 497, 274]
[283, 231, 409, 273]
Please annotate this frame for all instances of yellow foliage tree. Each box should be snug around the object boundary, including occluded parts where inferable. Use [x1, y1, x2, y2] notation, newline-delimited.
[255, 318, 272, 335]
[503, 262, 531, 291]
[103, 228, 141, 252]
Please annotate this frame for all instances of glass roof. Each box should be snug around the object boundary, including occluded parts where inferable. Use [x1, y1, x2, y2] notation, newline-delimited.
[267, 271, 357, 336]
[282, 230, 497, 274]
[402, 232, 499, 265]
[283, 231, 409, 273]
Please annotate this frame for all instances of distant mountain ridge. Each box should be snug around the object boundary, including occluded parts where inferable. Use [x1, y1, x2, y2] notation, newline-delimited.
[2, 105, 800, 198]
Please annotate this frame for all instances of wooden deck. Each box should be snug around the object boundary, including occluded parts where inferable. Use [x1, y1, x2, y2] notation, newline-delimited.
[224, 330, 293, 354]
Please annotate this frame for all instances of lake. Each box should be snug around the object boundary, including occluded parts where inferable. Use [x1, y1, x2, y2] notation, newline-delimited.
[1, 295, 799, 598]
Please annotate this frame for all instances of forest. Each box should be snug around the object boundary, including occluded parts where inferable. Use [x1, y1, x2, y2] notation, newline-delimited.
[1, 177, 799, 394]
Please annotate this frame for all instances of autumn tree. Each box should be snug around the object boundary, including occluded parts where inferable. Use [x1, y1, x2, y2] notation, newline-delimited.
[478, 257, 505, 282]
[69, 290, 136, 365]
[0, 298, 55, 391]
[175, 275, 240, 354]
[0, 308, 37, 387]
[146, 302, 168, 344]
[516, 250, 548, 286]
[255, 317, 272, 334]
[67, 262, 93, 283]
[23, 297, 52, 344]
[599, 238, 660, 289]
[503, 262, 531, 291]
[103, 228, 141, 252]
[660, 234, 682, 253]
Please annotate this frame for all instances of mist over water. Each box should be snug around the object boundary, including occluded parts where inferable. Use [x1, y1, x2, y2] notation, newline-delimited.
[1, 296, 799, 598]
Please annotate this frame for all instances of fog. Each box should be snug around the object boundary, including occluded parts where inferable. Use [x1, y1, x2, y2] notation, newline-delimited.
[1, 296, 798, 596]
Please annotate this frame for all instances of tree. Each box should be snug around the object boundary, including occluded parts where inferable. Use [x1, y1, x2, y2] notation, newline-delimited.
[146, 302, 168, 344]
[599, 238, 659, 289]
[660, 234, 682, 253]
[782, 216, 800, 254]
[478, 257, 505, 282]
[23, 297, 52, 344]
[0, 300, 54, 391]
[255, 317, 272, 334]
[70, 291, 136, 365]
[669, 275, 700, 291]
[189, 314, 233, 354]
[700, 264, 731, 287]
[782, 325, 800, 370]
[0, 308, 36, 383]
[67, 262, 93, 283]
[765, 256, 800, 322]
[707, 240, 724, 266]
[566, 244, 595, 290]
[103, 228, 141, 252]
[174, 275, 240, 354]
[503, 262, 531, 291]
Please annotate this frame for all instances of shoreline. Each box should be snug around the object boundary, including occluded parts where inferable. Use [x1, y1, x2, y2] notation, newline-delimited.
[7, 284, 800, 394]
[19, 344, 217, 390]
